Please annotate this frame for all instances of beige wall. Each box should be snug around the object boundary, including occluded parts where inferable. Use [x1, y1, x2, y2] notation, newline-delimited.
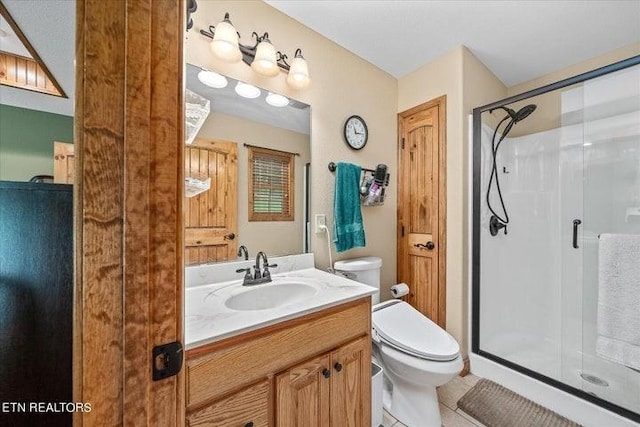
[198, 112, 311, 259]
[186, 1, 399, 291]
[398, 46, 507, 356]
[506, 43, 640, 137]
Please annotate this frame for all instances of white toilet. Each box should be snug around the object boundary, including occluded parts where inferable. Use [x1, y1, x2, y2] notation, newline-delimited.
[334, 257, 463, 427]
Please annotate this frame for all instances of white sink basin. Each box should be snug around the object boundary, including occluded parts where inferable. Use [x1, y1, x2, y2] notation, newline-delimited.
[224, 281, 319, 311]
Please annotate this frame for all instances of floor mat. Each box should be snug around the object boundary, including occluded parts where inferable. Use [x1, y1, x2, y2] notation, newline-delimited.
[457, 378, 582, 427]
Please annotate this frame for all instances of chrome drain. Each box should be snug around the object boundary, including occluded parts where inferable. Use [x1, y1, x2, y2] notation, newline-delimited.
[580, 372, 609, 387]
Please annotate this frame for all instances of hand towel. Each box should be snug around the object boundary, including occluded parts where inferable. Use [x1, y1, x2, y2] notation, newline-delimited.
[333, 162, 366, 252]
[596, 233, 640, 371]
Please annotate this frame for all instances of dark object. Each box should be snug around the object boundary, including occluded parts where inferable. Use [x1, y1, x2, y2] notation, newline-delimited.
[237, 245, 249, 260]
[245, 423, 254, 427]
[489, 215, 507, 236]
[373, 164, 387, 185]
[414, 241, 436, 250]
[0, 181, 72, 426]
[29, 174, 54, 183]
[152, 341, 184, 381]
[334, 362, 343, 372]
[186, 0, 197, 30]
[224, 232, 235, 240]
[485, 104, 537, 237]
[573, 219, 582, 249]
[322, 368, 331, 378]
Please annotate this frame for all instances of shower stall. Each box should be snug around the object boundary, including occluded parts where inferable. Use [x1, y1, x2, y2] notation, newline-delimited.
[472, 56, 640, 425]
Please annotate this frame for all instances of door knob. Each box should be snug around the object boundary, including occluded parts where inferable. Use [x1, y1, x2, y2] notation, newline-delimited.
[224, 232, 236, 240]
[414, 241, 435, 250]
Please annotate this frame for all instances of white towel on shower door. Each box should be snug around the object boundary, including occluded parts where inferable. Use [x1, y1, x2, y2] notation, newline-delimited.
[596, 233, 640, 371]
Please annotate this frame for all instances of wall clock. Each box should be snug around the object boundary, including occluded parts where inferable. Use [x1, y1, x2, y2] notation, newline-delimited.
[343, 115, 368, 150]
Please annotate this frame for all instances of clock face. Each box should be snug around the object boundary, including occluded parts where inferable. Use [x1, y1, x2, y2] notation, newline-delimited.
[344, 115, 368, 150]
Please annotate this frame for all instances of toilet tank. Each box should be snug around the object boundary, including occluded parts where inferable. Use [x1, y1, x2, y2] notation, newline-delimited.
[334, 257, 382, 304]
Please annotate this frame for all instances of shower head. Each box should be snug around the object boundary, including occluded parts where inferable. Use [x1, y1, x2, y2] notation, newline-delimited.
[490, 104, 537, 123]
[514, 104, 536, 122]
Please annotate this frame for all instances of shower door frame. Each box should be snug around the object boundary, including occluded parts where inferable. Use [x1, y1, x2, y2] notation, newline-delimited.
[471, 54, 640, 423]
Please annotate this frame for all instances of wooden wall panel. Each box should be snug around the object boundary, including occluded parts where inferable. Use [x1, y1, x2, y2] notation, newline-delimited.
[75, 0, 184, 426]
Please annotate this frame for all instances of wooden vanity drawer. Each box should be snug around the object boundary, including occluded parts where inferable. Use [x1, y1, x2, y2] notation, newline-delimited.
[186, 379, 270, 427]
[186, 299, 370, 409]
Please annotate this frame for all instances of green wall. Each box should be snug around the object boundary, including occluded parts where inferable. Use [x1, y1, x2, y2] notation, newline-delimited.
[0, 104, 74, 182]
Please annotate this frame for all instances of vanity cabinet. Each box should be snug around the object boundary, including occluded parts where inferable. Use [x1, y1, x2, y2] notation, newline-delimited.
[185, 298, 371, 427]
[276, 336, 369, 427]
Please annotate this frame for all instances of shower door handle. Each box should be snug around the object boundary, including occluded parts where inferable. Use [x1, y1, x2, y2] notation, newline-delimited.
[573, 219, 582, 249]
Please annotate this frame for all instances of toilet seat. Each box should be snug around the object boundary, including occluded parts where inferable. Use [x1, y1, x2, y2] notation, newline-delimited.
[373, 301, 459, 361]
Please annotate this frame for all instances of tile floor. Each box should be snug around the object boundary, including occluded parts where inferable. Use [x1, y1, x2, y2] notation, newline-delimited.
[381, 374, 487, 427]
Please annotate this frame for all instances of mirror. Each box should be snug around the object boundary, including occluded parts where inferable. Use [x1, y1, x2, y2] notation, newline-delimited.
[184, 63, 311, 265]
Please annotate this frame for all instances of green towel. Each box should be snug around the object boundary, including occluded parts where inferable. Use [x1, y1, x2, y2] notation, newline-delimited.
[333, 162, 366, 252]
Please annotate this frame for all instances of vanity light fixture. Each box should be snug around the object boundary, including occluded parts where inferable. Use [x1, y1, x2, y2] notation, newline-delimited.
[251, 34, 279, 77]
[200, 12, 311, 89]
[197, 69, 228, 88]
[265, 92, 289, 107]
[286, 49, 310, 90]
[235, 81, 261, 99]
[208, 13, 242, 62]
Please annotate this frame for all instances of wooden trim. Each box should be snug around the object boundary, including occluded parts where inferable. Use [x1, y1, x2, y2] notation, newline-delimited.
[0, 51, 64, 96]
[74, 0, 184, 425]
[397, 95, 447, 328]
[0, 2, 67, 98]
[460, 357, 471, 377]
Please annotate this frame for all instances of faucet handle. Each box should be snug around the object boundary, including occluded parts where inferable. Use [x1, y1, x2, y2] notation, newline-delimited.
[261, 263, 278, 280]
[236, 267, 253, 282]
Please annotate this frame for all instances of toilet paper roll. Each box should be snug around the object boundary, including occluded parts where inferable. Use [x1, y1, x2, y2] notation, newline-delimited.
[390, 283, 409, 298]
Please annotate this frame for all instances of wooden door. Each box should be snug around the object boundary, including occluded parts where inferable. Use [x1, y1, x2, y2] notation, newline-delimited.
[185, 138, 237, 265]
[276, 353, 331, 427]
[330, 337, 371, 427]
[75, 0, 184, 426]
[398, 96, 447, 327]
[53, 141, 74, 184]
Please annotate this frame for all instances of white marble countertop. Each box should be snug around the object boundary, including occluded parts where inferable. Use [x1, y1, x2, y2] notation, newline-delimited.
[185, 267, 376, 350]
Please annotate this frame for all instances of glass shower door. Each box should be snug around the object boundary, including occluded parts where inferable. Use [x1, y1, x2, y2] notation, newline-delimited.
[580, 64, 640, 414]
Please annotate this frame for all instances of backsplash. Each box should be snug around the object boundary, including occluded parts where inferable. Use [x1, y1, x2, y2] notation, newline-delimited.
[185, 253, 316, 288]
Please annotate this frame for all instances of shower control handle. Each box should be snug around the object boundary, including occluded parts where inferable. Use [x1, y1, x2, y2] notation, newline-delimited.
[573, 219, 582, 249]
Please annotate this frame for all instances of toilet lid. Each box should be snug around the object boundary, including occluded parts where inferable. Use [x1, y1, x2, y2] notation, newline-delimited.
[372, 301, 460, 361]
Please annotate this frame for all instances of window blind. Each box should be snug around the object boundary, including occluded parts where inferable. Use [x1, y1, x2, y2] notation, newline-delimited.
[249, 147, 294, 221]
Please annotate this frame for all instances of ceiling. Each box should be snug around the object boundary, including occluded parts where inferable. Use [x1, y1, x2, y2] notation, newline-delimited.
[265, 0, 640, 86]
[1, 1, 638, 118]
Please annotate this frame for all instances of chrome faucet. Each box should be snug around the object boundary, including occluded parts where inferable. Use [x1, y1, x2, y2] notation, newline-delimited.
[237, 245, 249, 260]
[236, 251, 278, 286]
[254, 251, 276, 280]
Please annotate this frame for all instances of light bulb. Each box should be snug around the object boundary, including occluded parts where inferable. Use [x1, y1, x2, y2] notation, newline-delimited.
[234, 82, 261, 99]
[265, 92, 289, 107]
[197, 70, 228, 88]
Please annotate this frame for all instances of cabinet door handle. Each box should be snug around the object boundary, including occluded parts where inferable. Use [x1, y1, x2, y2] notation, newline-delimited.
[334, 362, 343, 372]
[244, 423, 254, 427]
[322, 368, 330, 378]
